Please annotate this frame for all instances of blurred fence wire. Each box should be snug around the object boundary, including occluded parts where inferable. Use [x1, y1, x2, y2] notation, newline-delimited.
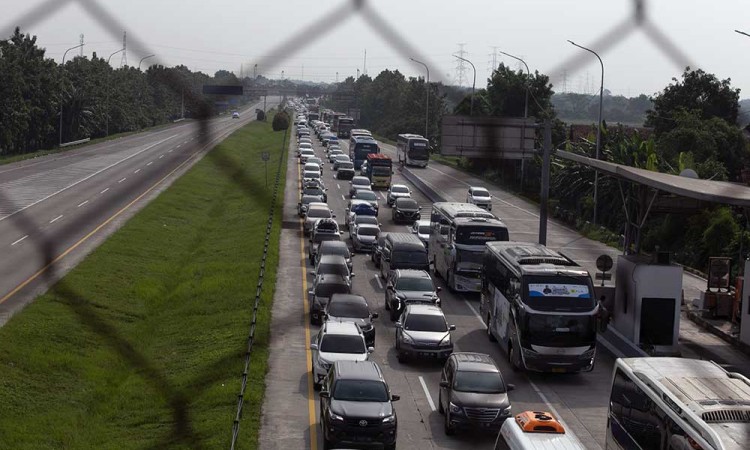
[0, 0, 701, 448]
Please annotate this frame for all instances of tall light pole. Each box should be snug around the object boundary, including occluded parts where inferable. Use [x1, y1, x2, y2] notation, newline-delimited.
[736, 29, 750, 38]
[138, 54, 154, 71]
[498, 51, 530, 119]
[410, 57, 430, 138]
[568, 39, 604, 225]
[453, 54, 476, 116]
[59, 43, 84, 146]
[105, 47, 125, 137]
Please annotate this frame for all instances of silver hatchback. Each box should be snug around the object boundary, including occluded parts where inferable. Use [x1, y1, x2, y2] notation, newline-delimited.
[395, 304, 454, 363]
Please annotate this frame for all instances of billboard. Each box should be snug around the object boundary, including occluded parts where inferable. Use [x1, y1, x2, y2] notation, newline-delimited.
[440, 116, 536, 159]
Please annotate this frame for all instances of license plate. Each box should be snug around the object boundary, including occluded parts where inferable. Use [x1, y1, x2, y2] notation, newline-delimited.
[551, 368, 566, 373]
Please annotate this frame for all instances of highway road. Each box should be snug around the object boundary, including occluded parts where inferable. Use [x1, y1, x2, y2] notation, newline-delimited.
[0, 99, 276, 327]
[260, 128, 615, 450]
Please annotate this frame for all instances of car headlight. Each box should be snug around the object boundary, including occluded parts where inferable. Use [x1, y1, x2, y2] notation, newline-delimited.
[401, 332, 414, 344]
[329, 412, 344, 422]
[396, 293, 406, 301]
[449, 402, 463, 415]
[382, 415, 396, 424]
[440, 334, 451, 346]
[502, 406, 512, 415]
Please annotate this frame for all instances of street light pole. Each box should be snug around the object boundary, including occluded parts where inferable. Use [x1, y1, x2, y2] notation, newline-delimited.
[736, 29, 750, 38]
[59, 43, 84, 147]
[498, 51, 530, 119]
[453, 54, 476, 116]
[409, 57, 430, 138]
[105, 47, 125, 137]
[568, 40, 604, 225]
[138, 54, 155, 71]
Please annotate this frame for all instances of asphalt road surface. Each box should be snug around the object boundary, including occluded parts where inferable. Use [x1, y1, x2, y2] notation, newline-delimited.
[0, 99, 276, 326]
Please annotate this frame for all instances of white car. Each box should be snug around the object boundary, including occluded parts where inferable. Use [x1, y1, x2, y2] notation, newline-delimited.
[299, 148, 315, 164]
[387, 184, 411, 206]
[467, 186, 492, 211]
[304, 162, 322, 174]
[309, 321, 372, 389]
[411, 219, 430, 246]
[303, 170, 322, 184]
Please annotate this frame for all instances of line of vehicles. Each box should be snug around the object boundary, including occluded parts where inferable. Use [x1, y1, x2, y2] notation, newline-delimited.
[289, 100, 750, 450]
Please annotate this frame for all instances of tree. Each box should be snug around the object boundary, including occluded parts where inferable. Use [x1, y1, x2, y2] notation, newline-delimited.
[484, 63, 554, 119]
[272, 111, 289, 131]
[646, 67, 740, 135]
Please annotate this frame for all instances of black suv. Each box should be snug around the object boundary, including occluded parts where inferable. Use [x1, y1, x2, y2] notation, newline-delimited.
[392, 198, 421, 224]
[324, 294, 378, 347]
[309, 274, 351, 325]
[319, 360, 399, 450]
[438, 352, 515, 435]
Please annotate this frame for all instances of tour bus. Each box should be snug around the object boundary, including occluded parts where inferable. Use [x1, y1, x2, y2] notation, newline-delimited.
[606, 357, 750, 450]
[397, 133, 430, 167]
[336, 117, 355, 138]
[480, 241, 601, 373]
[349, 136, 381, 169]
[350, 129, 372, 139]
[428, 202, 509, 292]
[307, 111, 320, 122]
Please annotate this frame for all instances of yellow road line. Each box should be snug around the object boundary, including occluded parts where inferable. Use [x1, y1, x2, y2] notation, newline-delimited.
[299, 156, 318, 450]
[0, 149, 202, 306]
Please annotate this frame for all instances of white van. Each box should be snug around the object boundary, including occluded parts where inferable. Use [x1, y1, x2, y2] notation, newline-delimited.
[494, 411, 584, 450]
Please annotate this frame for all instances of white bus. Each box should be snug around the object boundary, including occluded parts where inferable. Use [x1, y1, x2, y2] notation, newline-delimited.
[428, 202, 509, 292]
[397, 133, 430, 167]
[480, 241, 601, 373]
[607, 357, 750, 450]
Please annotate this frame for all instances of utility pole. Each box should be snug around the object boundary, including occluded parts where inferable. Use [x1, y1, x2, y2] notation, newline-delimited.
[363, 49, 367, 75]
[105, 47, 125, 136]
[253, 64, 257, 79]
[539, 120, 552, 245]
[453, 54, 476, 116]
[79, 34, 84, 57]
[120, 31, 127, 67]
[409, 57, 430, 139]
[60, 43, 84, 146]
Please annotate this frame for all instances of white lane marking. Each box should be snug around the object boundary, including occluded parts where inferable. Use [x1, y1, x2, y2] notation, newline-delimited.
[100, 188, 109, 194]
[168, 149, 173, 153]
[379, 191, 387, 200]
[341, 194, 346, 201]
[418, 376, 436, 411]
[159, 154, 165, 159]
[0, 134, 178, 224]
[134, 169, 141, 174]
[374, 275, 383, 289]
[176, 144, 182, 148]
[118, 178, 127, 183]
[50, 215, 63, 223]
[146, 162, 153, 166]
[337, 183, 341, 189]
[11, 235, 28, 246]
[77, 200, 89, 208]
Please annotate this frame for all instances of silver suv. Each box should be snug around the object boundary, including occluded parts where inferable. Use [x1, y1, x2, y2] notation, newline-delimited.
[310, 321, 372, 390]
[395, 304, 455, 363]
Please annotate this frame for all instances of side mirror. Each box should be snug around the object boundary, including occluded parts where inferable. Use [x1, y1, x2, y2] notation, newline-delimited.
[507, 384, 516, 392]
[386, 284, 394, 290]
[319, 391, 330, 398]
[394, 321, 402, 328]
[331, 214, 336, 218]
[449, 325, 456, 331]
[371, 312, 379, 319]
[391, 395, 400, 402]
[308, 270, 315, 275]
[436, 287, 442, 293]
[350, 273, 356, 278]
[310, 343, 319, 350]
[367, 347, 375, 353]
[439, 381, 450, 388]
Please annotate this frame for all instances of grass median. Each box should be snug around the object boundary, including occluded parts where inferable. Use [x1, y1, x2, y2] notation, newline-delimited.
[0, 115, 288, 449]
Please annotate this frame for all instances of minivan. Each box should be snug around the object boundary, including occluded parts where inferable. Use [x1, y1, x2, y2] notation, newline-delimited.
[379, 233, 429, 279]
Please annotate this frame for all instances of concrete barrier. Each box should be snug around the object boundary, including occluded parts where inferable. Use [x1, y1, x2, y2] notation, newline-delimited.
[59, 138, 90, 148]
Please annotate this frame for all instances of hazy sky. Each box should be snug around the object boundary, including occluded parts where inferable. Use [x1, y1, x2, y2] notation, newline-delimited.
[3, 0, 750, 98]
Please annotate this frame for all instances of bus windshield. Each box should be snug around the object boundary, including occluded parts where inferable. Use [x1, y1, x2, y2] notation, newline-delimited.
[523, 276, 596, 312]
[455, 226, 508, 245]
[409, 142, 429, 158]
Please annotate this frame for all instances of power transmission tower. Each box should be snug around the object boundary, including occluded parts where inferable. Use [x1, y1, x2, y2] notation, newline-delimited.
[120, 31, 127, 67]
[487, 46, 498, 75]
[454, 43, 467, 86]
[363, 49, 367, 76]
[562, 69, 568, 93]
[79, 34, 84, 57]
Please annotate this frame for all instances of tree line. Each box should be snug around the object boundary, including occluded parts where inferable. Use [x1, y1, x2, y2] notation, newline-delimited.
[0, 28, 259, 156]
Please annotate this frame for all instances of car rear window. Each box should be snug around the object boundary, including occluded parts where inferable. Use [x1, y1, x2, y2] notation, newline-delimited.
[320, 335, 365, 354]
[328, 301, 369, 319]
[404, 314, 447, 332]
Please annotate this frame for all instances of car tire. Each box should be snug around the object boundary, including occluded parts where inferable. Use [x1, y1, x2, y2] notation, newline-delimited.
[444, 411, 455, 436]
[384, 443, 396, 450]
[509, 342, 520, 372]
[396, 350, 405, 363]
[438, 392, 444, 414]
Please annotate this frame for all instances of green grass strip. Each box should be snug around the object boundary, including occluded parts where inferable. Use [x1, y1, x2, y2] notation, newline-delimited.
[0, 116, 288, 449]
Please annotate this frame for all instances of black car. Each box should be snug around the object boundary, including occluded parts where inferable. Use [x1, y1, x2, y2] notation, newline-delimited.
[392, 198, 421, 224]
[336, 161, 356, 180]
[439, 352, 515, 435]
[309, 274, 351, 325]
[319, 361, 399, 450]
[324, 294, 378, 347]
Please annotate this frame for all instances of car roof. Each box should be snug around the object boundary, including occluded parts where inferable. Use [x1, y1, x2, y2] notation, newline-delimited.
[314, 274, 350, 286]
[322, 321, 362, 336]
[415, 219, 430, 226]
[452, 352, 500, 372]
[329, 293, 368, 306]
[352, 176, 370, 183]
[404, 304, 444, 316]
[470, 186, 489, 192]
[349, 199, 371, 207]
[391, 184, 409, 190]
[395, 198, 418, 206]
[395, 269, 431, 280]
[356, 223, 380, 232]
[319, 240, 349, 251]
[333, 360, 383, 381]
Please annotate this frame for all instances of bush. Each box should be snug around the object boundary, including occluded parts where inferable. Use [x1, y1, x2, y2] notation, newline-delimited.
[272, 111, 290, 131]
[256, 110, 266, 121]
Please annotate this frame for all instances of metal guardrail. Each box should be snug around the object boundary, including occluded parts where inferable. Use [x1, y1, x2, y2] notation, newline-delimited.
[59, 138, 91, 148]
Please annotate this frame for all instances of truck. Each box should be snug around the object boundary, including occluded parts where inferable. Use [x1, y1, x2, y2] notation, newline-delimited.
[364, 153, 393, 189]
[336, 117, 355, 138]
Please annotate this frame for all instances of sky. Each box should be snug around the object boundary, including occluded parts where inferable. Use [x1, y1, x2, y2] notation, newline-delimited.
[3, 0, 750, 98]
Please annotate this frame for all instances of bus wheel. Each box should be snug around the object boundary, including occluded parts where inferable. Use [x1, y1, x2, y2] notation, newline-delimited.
[487, 316, 496, 342]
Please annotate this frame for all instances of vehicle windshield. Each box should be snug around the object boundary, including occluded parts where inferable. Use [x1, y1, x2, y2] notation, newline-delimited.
[317, 263, 349, 277]
[355, 191, 377, 201]
[396, 199, 418, 210]
[315, 283, 350, 298]
[304, 172, 320, 179]
[523, 276, 596, 312]
[409, 142, 429, 158]
[357, 227, 379, 237]
[328, 301, 370, 319]
[456, 249, 483, 265]
[333, 380, 389, 402]
[308, 158, 322, 165]
[417, 224, 430, 234]
[301, 196, 320, 205]
[312, 234, 341, 244]
[404, 314, 447, 332]
[395, 276, 434, 292]
[320, 335, 366, 354]
[307, 209, 331, 218]
[335, 155, 349, 161]
[455, 226, 508, 245]
[472, 189, 490, 197]
[524, 314, 597, 346]
[372, 166, 391, 176]
[352, 178, 369, 186]
[453, 371, 506, 394]
[392, 251, 428, 266]
[303, 188, 324, 196]
[391, 186, 409, 194]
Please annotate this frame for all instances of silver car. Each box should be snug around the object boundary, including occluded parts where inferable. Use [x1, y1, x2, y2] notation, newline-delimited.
[395, 304, 455, 363]
[411, 220, 430, 247]
[387, 184, 412, 207]
[303, 203, 335, 235]
[351, 223, 380, 253]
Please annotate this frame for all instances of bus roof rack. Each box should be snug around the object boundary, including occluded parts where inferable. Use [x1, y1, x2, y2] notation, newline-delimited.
[514, 411, 566, 434]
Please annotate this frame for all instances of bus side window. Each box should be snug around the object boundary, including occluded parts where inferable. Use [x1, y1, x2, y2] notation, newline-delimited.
[609, 369, 663, 450]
